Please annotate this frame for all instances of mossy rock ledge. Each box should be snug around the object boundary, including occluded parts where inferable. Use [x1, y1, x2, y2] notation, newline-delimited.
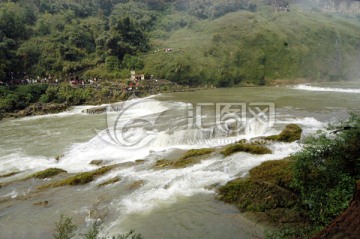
[221, 143, 272, 157]
[38, 165, 118, 190]
[25, 168, 67, 180]
[218, 179, 298, 212]
[155, 148, 215, 169]
[265, 124, 302, 143]
[217, 158, 306, 228]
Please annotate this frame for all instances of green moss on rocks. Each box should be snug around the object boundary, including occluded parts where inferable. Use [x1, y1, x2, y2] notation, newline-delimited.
[172, 157, 202, 168]
[217, 158, 306, 228]
[249, 158, 294, 190]
[0, 172, 20, 178]
[98, 177, 121, 187]
[26, 168, 67, 180]
[39, 165, 117, 189]
[221, 143, 272, 157]
[265, 124, 302, 143]
[155, 159, 173, 168]
[155, 148, 215, 169]
[218, 179, 298, 212]
[182, 148, 215, 159]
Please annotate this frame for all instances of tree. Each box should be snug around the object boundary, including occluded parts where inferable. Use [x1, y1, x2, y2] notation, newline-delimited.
[107, 16, 149, 60]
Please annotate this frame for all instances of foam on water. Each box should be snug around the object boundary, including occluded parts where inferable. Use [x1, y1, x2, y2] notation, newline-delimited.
[0, 153, 57, 181]
[293, 84, 360, 93]
[0, 98, 322, 176]
[102, 141, 301, 235]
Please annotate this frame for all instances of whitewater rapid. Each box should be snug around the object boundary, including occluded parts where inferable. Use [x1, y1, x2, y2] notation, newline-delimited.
[293, 84, 360, 93]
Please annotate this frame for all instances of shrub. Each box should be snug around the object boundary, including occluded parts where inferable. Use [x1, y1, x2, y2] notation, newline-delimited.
[292, 114, 360, 226]
[53, 214, 77, 239]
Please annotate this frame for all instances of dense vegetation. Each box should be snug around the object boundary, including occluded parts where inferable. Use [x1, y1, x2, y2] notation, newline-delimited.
[0, 84, 48, 114]
[219, 115, 360, 238]
[292, 114, 360, 227]
[1, 0, 360, 87]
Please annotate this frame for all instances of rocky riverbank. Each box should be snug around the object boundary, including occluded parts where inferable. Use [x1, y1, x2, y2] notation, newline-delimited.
[2, 103, 69, 119]
[217, 115, 360, 239]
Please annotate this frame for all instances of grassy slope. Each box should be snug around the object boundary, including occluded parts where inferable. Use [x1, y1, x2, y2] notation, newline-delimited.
[144, 8, 360, 85]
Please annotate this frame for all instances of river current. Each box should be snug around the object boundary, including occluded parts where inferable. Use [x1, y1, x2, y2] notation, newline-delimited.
[1, 82, 360, 239]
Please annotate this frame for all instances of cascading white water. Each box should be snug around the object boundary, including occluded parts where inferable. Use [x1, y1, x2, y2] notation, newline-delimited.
[293, 84, 360, 93]
[3, 83, 356, 239]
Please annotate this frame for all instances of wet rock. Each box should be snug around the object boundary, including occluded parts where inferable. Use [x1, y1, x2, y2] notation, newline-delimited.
[38, 165, 119, 189]
[129, 180, 145, 190]
[155, 148, 216, 169]
[155, 159, 173, 168]
[0, 172, 20, 178]
[25, 168, 67, 180]
[98, 177, 121, 187]
[90, 160, 104, 166]
[33, 201, 49, 207]
[115, 162, 137, 168]
[55, 154, 64, 161]
[82, 106, 107, 114]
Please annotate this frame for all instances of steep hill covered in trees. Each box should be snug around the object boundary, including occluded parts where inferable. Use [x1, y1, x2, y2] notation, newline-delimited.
[1, 0, 360, 86]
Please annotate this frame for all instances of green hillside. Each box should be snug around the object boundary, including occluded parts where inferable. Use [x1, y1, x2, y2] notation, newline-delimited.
[144, 9, 360, 86]
[1, 0, 360, 86]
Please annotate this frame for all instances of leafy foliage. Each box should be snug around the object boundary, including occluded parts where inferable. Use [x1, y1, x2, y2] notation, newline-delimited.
[54, 214, 77, 239]
[0, 84, 48, 112]
[292, 114, 360, 226]
[218, 117, 360, 238]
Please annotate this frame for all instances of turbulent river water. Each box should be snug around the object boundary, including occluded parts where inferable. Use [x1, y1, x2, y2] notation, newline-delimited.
[1, 82, 360, 239]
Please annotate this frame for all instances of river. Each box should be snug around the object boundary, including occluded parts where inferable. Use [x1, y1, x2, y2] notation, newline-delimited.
[1, 82, 360, 239]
